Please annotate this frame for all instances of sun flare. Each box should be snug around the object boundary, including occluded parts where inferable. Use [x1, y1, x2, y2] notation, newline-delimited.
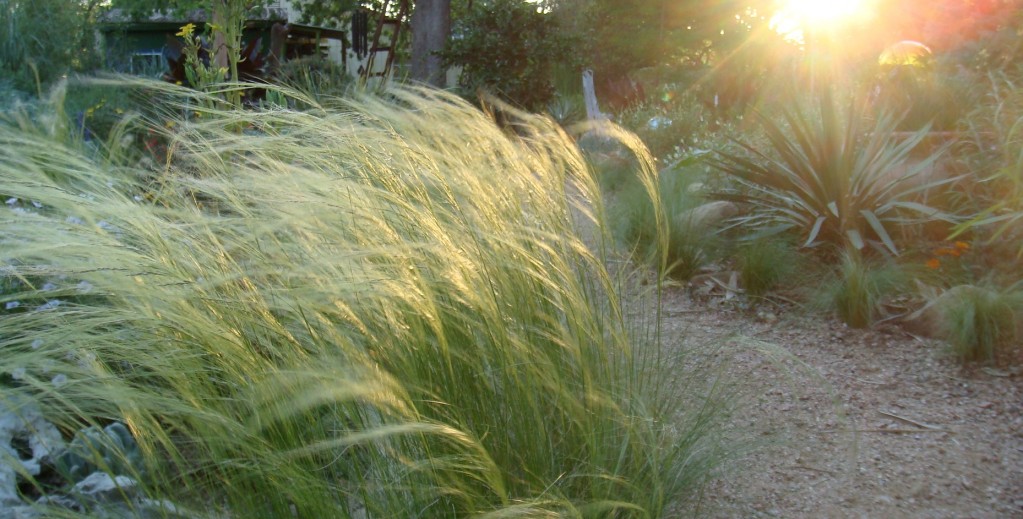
[780, 0, 865, 24]
[771, 0, 868, 43]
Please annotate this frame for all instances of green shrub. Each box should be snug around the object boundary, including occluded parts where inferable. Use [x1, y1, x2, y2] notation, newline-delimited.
[0, 0, 100, 94]
[546, 92, 584, 127]
[609, 160, 718, 281]
[952, 71, 1023, 264]
[0, 81, 732, 516]
[618, 92, 713, 161]
[441, 0, 570, 111]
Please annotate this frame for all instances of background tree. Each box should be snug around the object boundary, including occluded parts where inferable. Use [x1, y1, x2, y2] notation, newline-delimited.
[0, 0, 104, 93]
[411, 0, 451, 86]
[291, 0, 362, 28]
[292, 0, 453, 86]
[543, 0, 782, 111]
[441, 0, 568, 111]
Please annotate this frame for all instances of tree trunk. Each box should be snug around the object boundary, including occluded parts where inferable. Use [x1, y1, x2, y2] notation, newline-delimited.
[410, 0, 451, 87]
[212, 2, 230, 70]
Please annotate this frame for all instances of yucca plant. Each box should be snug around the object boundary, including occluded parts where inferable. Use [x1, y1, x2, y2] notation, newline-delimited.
[546, 92, 584, 127]
[0, 81, 733, 517]
[711, 89, 954, 257]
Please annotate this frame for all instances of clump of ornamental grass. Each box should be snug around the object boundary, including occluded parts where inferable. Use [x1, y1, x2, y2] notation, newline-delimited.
[0, 80, 734, 517]
[942, 284, 1022, 365]
[735, 237, 801, 300]
[820, 253, 911, 328]
[607, 160, 718, 282]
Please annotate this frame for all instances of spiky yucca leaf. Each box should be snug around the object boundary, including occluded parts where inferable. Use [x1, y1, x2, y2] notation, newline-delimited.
[712, 90, 955, 256]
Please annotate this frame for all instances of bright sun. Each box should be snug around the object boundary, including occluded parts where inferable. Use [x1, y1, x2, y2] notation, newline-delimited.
[771, 0, 868, 43]
[780, 0, 865, 24]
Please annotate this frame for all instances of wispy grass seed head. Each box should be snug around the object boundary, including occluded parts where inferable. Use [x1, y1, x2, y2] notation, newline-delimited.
[0, 81, 729, 516]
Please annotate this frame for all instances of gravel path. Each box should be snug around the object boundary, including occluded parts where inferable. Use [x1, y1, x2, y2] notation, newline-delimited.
[657, 288, 1023, 518]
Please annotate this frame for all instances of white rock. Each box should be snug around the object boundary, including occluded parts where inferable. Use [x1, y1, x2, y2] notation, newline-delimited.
[71, 472, 138, 503]
[0, 398, 65, 506]
[674, 201, 739, 230]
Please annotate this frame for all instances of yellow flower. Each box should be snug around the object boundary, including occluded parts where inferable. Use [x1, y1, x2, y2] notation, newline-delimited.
[207, 22, 221, 32]
[176, 23, 195, 38]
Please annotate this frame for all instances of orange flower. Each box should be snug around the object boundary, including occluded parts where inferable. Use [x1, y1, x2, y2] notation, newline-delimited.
[925, 258, 941, 269]
[954, 241, 970, 251]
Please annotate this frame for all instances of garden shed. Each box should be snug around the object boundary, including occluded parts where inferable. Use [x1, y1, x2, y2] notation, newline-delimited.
[97, 7, 349, 76]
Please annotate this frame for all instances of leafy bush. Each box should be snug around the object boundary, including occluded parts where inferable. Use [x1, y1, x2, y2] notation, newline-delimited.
[0, 82, 733, 516]
[618, 92, 714, 161]
[0, 0, 100, 94]
[952, 71, 1023, 263]
[711, 89, 953, 257]
[609, 158, 718, 281]
[442, 0, 569, 111]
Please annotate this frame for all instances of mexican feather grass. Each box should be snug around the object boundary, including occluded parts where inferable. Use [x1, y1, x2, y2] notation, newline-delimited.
[0, 82, 731, 517]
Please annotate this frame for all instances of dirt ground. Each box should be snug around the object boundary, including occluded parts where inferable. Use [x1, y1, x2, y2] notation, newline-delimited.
[657, 287, 1023, 519]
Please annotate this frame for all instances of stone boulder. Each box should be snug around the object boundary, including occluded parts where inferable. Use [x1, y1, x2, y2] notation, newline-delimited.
[0, 398, 65, 508]
[674, 201, 739, 230]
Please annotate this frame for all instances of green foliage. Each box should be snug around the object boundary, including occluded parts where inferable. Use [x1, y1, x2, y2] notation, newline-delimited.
[576, 0, 773, 80]
[60, 81, 148, 144]
[943, 285, 1022, 365]
[273, 55, 355, 101]
[619, 92, 713, 161]
[0, 0, 102, 94]
[442, 0, 569, 111]
[546, 92, 584, 127]
[952, 69, 1023, 261]
[609, 157, 716, 281]
[711, 89, 954, 257]
[0, 81, 733, 516]
[56, 423, 145, 482]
